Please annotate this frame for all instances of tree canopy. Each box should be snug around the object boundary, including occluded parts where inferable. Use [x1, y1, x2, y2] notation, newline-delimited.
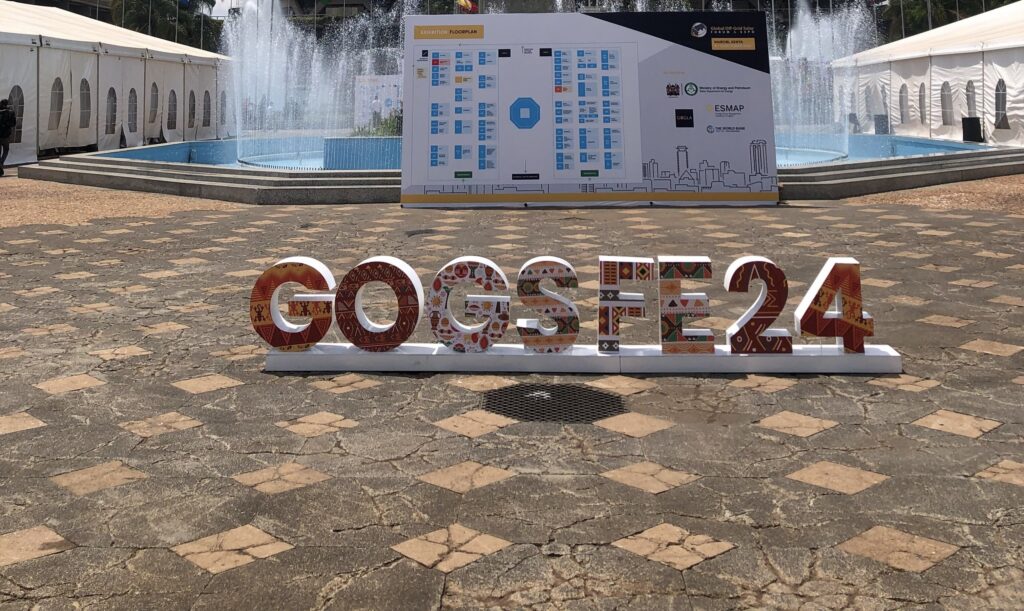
[109, 0, 222, 53]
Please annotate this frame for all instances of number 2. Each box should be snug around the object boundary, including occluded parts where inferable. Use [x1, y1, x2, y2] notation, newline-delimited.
[725, 256, 793, 354]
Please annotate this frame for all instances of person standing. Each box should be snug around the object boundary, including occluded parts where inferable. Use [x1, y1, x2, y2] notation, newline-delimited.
[370, 94, 382, 129]
[0, 99, 16, 177]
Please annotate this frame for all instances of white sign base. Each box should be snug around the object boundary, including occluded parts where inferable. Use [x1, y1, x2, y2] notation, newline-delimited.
[266, 343, 901, 374]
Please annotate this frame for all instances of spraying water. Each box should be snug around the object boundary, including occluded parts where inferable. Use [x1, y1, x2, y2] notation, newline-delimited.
[224, 0, 411, 168]
[770, 0, 877, 161]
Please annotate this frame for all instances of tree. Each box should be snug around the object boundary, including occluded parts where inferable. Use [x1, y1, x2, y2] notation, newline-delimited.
[880, 0, 1017, 41]
[109, 0, 222, 53]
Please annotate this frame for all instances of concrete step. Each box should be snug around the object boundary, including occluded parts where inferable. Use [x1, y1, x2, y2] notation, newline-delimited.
[56, 154, 402, 179]
[780, 149, 1024, 183]
[36, 159, 401, 188]
[18, 164, 400, 205]
[780, 157, 1024, 200]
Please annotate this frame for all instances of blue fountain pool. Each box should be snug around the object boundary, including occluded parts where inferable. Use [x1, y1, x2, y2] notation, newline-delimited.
[96, 134, 990, 171]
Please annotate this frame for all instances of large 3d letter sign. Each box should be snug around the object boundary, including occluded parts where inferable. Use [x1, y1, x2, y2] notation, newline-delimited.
[335, 256, 423, 352]
[249, 253, 900, 374]
[516, 257, 580, 354]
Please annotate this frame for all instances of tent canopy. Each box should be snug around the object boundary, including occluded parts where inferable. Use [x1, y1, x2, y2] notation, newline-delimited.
[0, 0, 227, 62]
[834, 0, 1024, 67]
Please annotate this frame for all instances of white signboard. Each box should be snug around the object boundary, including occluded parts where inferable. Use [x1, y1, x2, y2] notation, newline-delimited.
[354, 74, 402, 128]
[401, 12, 778, 206]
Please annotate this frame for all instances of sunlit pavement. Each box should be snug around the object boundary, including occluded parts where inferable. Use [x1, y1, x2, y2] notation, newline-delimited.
[1, 186, 1022, 608]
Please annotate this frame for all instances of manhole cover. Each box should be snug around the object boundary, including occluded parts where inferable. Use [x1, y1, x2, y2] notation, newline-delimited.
[481, 384, 626, 423]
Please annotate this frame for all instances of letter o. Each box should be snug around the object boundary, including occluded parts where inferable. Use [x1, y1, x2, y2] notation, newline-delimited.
[335, 256, 424, 352]
[249, 257, 336, 351]
[427, 256, 510, 353]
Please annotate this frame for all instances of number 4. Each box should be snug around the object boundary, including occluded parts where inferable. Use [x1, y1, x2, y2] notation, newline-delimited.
[795, 257, 875, 353]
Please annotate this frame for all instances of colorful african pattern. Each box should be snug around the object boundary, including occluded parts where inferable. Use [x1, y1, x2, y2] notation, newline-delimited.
[426, 256, 510, 353]
[795, 257, 875, 353]
[658, 256, 714, 354]
[598, 256, 654, 353]
[725, 256, 793, 354]
[250, 257, 336, 352]
[516, 257, 580, 353]
[335, 257, 424, 352]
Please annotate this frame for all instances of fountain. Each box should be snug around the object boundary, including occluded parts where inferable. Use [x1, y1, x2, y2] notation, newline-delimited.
[223, 0, 879, 170]
[770, 0, 877, 164]
[224, 0, 413, 169]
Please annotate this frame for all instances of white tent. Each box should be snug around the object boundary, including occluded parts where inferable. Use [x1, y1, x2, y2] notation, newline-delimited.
[0, 0, 229, 165]
[834, 0, 1024, 146]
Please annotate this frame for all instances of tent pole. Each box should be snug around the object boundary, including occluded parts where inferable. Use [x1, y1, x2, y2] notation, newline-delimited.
[898, 0, 904, 38]
[981, 48, 986, 143]
[36, 40, 41, 162]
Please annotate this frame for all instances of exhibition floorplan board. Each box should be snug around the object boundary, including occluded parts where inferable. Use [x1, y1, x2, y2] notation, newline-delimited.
[401, 12, 778, 207]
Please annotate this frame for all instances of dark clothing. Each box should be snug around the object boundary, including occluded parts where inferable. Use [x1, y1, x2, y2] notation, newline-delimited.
[0, 108, 13, 173]
[0, 107, 16, 142]
[0, 108, 14, 172]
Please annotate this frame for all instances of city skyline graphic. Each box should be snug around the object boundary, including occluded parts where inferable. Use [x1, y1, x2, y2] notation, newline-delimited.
[416, 140, 777, 197]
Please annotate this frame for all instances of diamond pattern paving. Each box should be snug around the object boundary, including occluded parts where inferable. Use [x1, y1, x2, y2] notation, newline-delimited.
[50, 461, 148, 496]
[172, 373, 244, 394]
[757, 411, 838, 437]
[601, 462, 700, 494]
[391, 524, 511, 573]
[786, 461, 889, 494]
[1, 176, 1023, 606]
[309, 373, 381, 394]
[838, 526, 959, 572]
[612, 523, 734, 571]
[433, 409, 517, 438]
[585, 375, 657, 396]
[0, 412, 46, 435]
[275, 411, 357, 437]
[232, 462, 331, 494]
[975, 460, 1024, 487]
[34, 373, 106, 395]
[0, 526, 75, 568]
[912, 409, 1003, 438]
[171, 525, 293, 574]
[418, 461, 515, 494]
[119, 411, 202, 438]
[594, 412, 674, 438]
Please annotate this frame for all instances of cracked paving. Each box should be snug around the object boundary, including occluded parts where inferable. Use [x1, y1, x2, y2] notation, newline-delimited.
[0, 174, 1022, 609]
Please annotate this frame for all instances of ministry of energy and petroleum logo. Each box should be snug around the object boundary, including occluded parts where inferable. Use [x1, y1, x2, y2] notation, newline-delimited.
[666, 82, 699, 97]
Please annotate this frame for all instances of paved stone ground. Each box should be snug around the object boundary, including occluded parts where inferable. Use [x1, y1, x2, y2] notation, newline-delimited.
[1, 177, 1023, 609]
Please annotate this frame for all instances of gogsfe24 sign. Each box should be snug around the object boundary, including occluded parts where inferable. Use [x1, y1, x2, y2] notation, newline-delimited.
[249, 255, 900, 374]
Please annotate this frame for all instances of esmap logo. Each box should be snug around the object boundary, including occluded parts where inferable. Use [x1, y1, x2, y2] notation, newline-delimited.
[708, 103, 745, 119]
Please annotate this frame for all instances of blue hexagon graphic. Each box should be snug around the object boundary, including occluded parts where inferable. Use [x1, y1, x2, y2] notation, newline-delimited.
[509, 97, 541, 129]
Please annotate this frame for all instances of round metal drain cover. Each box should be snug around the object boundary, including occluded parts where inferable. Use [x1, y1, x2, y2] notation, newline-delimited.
[481, 383, 626, 423]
